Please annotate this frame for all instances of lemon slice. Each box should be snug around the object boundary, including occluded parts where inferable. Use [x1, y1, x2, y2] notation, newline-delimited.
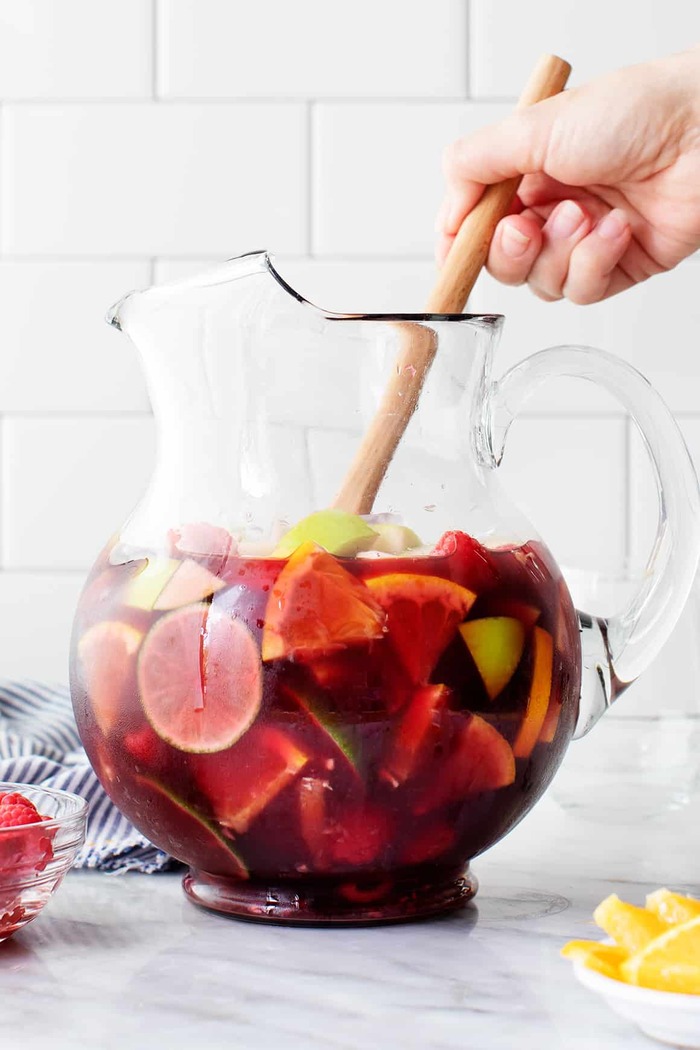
[621, 916, 700, 993]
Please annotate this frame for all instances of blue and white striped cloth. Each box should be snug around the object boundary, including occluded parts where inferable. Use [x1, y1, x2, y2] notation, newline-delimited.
[0, 680, 177, 874]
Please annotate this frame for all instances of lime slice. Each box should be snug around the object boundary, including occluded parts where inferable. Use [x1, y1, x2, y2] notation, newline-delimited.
[78, 620, 143, 735]
[137, 604, 262, 753]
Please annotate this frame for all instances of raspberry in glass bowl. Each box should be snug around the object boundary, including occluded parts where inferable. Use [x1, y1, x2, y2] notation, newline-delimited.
[0, 783, 87, 941]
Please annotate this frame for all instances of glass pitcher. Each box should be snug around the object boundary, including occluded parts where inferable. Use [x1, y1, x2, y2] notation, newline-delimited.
[69, 251, 700, 925]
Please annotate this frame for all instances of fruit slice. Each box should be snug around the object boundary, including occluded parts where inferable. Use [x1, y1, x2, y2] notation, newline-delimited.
[539, 693, 562, 745]
[273, 510, 377, 558]
[414, 713, 515, 813]
[298, 775, 332, 869]
[621, 916, 700, 993]
[195, 725, 309, 833]
[78, 620, 143, 735]
[512, 627, 554, 759]
[459, 617, 526, 700]
[646, 888, 700, 926]
[479, 597, 541, 628]
[400, 821, 455, 867]
[132, 774, 247, 879]
[371, 524, 422, 555]
[125, 557, 226, 611]
[433, 530, 498, 592]
[594, 893, 667, 954]
[154, 559, 226, 610]
[124, 558, 178, 609]
[261, 542, 385, 662]
[330, 804, 391, 867]
[137, 604, 262, 753]
[281, 681, 361, 773]
[560, 941, 627, 980]
[382, 684, 450, 785]
[365, 573, 475, 684]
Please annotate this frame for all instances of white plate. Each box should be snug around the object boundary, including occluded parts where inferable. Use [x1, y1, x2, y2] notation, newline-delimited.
[574, 959, 700, 1048]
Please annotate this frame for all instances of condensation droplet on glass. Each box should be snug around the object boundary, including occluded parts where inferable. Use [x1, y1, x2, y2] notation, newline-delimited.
[424, 504, 436, 512]
[403, 364, 417, 377]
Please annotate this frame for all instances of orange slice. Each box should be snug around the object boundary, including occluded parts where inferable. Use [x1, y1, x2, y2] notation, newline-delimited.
[513, 627, 553, 759]
[594, 893, 667, 954]
[137, 604, 262, 753]
[261, 542, 385, 662]
[646, 888, 700, 927]
[366, 573, 475, 684]
[561, 940, 628, 980]
[621, 916, 700, 993]
[78, 620, 143, 735]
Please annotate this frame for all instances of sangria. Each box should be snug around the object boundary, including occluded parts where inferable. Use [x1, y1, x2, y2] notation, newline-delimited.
[71, 511, 580, 923]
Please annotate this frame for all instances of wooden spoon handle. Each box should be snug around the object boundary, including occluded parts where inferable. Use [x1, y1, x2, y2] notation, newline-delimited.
[332, 54, 571, 516]
[426, 54, 572, 313]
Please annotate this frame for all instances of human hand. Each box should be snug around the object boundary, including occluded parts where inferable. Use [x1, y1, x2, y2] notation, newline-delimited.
[436, 48, 700, 304]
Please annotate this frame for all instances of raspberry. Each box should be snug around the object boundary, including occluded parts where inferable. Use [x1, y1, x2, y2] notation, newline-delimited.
[0, 792, 54, 874]
[0, 804, 44, 829]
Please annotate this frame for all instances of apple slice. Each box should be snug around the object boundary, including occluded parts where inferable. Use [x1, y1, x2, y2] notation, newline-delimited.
[195, 725, 309, 834]
[273, 510, 377, 558]
[154, 559, 226, 610]
[370, 524, 422, 555]
[513, 627, 554, 758]
[381, 683, 451, 785]
[459, 617, 526, 700]
[125, 557, 226, 611]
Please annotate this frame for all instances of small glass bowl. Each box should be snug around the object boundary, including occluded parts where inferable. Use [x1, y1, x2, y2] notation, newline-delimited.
[0, 782, 88, 941]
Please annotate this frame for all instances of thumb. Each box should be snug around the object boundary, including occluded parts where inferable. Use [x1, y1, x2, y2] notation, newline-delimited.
[440, 93, 569, 232]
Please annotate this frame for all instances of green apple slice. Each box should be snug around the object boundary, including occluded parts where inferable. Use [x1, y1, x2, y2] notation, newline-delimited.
[459, 616, 526, 700]
[124, 557, 225, 610]
[371, 524, 422, 555]
[273, 510, 377, 557]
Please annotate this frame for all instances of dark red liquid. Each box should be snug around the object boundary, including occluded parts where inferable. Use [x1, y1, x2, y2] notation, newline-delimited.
[70, 530, 580, 924]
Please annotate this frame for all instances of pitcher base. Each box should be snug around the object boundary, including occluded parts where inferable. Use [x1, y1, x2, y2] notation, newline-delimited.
[182, 866, 478, 926]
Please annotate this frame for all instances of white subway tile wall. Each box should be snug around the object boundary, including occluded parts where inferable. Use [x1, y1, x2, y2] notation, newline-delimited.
[0, 0, 696, 683]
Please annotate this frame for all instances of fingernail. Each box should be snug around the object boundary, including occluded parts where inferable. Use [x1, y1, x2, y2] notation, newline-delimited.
[597, 209, 629, 240]
[501, 222, 531, 259]
[549, 200, 585, 238]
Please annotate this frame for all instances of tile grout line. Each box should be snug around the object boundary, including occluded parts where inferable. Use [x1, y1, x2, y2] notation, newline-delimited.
[464, 0, 471, 99]
[151, 0, 159, 100]
[306, 101, 314, 257]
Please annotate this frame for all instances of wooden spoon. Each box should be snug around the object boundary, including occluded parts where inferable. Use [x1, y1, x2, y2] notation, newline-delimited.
[332, 53, 572, 516]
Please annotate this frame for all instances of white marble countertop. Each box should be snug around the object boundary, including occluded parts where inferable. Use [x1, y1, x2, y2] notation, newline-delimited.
[3, 790, 699, 1050]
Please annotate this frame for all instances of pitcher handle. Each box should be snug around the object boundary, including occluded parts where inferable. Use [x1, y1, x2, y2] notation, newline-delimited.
[483, 345, 700, 737]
